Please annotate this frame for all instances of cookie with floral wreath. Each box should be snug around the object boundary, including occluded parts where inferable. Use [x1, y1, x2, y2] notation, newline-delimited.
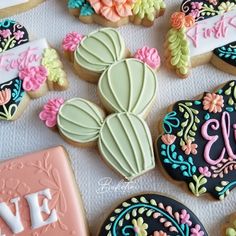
[156, 80, 236, 200]
[67, 0, 166, 27]
[39, 28, 160, 181]
[222, 213, 236, 236]
[0, 146, 89, 235]
[98, 193, 208, 236]
[0, 0, 45, 17]
[165, 0, 236, 78]
[0, 19, 68, 121]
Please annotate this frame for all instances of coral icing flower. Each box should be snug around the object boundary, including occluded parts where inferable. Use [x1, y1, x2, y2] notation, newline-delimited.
[182, 139, 198, 155]
[89, 0, 136, 22]
[153, 231, 168, 236]
[198, 167, 211, 177]
[134, 46, 161, 70]
[19, 66, 48, 92]
[39, 98, 65, 128]
[203, 93, 224, 113]
[62, 32, 84, 52]
[208, 0, 218, 5]
[13, 30, 24, 40]
[0, 29, 12, 38]
[190, 224, 205, 236]
[132, 217, 148, 236]
[180, 209, 192, 226]
[0, 88, 11, 106]
[161, 134, 176, 145]
[170, 12, 195, 29]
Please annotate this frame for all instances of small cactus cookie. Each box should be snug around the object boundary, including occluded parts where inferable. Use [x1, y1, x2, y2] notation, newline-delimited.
[0, 0, 45, 17]
[222, 213, 236, 236]
[0, 19, 68, 121]
[156, 81, 236, 200]
[67, 0, 166, 27]
[98, 193, 208, 236]
[165, 0, 236, 78]
[40, 28, 160, 181]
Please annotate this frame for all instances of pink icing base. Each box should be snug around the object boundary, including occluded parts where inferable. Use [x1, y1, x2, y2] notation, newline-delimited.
[0, 146, 88, 236]
[62, 32, 84, 52]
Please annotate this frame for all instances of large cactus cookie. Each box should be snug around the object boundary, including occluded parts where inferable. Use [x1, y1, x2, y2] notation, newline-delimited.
[40, 28, 160, 180]
[156, 81, 236, 200]
[67, 0, 166, 28]
[165, 0, 236, 78]
[0, 19, 68, 121]
[98, 193, 208, 236]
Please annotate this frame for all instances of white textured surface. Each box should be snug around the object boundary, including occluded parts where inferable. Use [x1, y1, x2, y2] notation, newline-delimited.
[1, 1, 236, 235]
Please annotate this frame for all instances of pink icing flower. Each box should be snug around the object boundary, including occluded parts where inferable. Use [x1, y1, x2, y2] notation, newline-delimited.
[89, 0, 136, 22]
[134, 46, 161, 70]
[153, 231, 168, 236]
[190, 224, 205, 236]
[19, 66, 48, 92]
[182, 139, 198, 155]
[198, 167, 211, 177]
[191, 2, 203, 10]
[207, 0, 218, 5]
[180, 209, 192, 226]
[161, 134, 176, 145]
[39, 98, 65, 128]
[0, 29, 12, 38]
[62, 32, 84, 52]
[13, 30, 24, 40]
[190, 9, 200, 19]
[203, 93, 224, 113]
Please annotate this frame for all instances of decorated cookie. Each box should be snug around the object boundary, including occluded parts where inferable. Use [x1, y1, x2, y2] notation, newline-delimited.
[165, 0, 236, 78]
[0, 19, 68, 121]
[0, 146, 89, 235]
[98, 193, 208, 236]
[0, 0, 45, 17]
[67, 0, 166, 27]
[39, 28, 160, 180]
[156, 80, 236, 200]
[222, 213, 236, 236]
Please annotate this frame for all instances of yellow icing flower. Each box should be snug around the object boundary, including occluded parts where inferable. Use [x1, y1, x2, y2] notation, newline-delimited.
[218, 1, 236, 13]
[132, 217, 148, 236]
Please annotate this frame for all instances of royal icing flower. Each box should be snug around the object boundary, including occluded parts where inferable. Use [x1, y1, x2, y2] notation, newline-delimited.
[89, 0, 136, 22]
[190, 224, 205, 236]
[208, 0, 218, 5]
[132, 217, 148, 236]
[62, 32, 84, 52]
[190, 9, 200, 19]
[0, 88, 11, 106]
[39, 98, 65, 128]
[0, 29, 12, 38]
[218, 1, 236, 13]
[13, 30, 24, 40]
[170, 12, 195, 29]
[203, 93, 224, 113]
[161, 134, 176, 145]
[199, 167, 211, 177]
[134, 46, 160, 70]
[19, 66, 48, 92]
[153, 231, 168, 236]
[180, 209, 192, 226]
[182, 139, 198, 155]
[191, 2, 203, 10]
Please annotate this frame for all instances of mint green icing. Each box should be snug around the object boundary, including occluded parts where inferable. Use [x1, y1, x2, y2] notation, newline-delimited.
[226, 227, 236, 236]
[75, 28, 126, 73]
[98, 58, 157, 118]
[57, 98, 105, 143]
[98, 112, 155, 180]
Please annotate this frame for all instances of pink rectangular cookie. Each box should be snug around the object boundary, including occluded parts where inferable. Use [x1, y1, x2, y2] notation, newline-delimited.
[0, 146, 89, 236]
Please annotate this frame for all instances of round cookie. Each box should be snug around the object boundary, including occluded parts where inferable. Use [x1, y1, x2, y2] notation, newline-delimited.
[98, 193, 208, 236]
[165, 0, 236, 78]
[222, 213, 236, 236]
[156, 80, 236, 200]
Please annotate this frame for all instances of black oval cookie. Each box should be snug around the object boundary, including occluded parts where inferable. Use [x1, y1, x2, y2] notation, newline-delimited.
[98, 193, 208, 236]
[156, 80, 236, 200]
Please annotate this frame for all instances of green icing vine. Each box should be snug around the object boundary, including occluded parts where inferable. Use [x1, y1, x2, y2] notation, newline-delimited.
[167, 27, 190, 76]
[189, 175, 207, 197]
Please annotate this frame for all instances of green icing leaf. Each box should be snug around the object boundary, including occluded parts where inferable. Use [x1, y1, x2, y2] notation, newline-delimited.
[189, 175, 207, 197]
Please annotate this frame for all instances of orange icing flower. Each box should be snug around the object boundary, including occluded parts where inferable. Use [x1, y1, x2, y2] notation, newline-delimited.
[0, 88, 11, 106]
[182, 139, 198, 155]
[203, 93, 224, 113]
[153, 231, 168, 236]
[170, 12, 195, 29]
[89, 0, 135, 22]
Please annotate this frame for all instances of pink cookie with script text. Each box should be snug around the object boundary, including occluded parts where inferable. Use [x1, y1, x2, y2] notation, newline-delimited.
[0, 19, 68, 121]
[0, 146, 89, 235]
[165, 0, 236, 78]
